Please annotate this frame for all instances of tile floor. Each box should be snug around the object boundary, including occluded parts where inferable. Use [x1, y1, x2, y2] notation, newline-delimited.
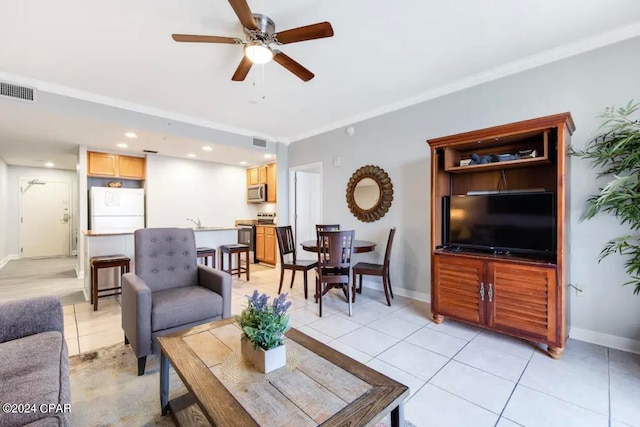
[6, 258, 640, 426]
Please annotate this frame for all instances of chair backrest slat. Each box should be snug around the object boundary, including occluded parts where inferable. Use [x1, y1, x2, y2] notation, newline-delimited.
[317, 230, 355, 268]
[276, 226, 297, 264]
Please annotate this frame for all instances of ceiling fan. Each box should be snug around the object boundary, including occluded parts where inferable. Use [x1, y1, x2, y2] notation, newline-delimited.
[172, 0, 334, 82]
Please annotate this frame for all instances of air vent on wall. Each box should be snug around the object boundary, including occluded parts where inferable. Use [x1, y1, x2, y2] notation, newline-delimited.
[0, 81, 36, 103]
[252, 138, 267, 148]
[142, 149, 158, 154]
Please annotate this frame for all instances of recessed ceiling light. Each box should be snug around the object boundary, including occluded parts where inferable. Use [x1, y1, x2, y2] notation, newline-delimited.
[187, 153, 196, 158]
[202, 146, 213, 151]
[125, 132, 138, 139]
[116, 143, 128, 148]
[264, 154, 273, 159]
[239, 161, 248, 166]
[44, 161, 55, 168]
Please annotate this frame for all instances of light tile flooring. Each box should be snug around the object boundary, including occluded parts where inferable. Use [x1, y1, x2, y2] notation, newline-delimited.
[4, 258, 640, 426]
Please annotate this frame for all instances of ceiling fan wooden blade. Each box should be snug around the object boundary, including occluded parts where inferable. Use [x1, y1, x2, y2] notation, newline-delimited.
[273, 52, 314, 82]
[227, 0, 258, 30]
[172, 34, 239, 44]
[232, 56, 253, 81]
[274, 22, 334, 45]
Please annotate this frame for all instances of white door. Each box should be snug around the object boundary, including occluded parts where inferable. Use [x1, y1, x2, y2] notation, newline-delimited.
[20, 179, 71, 258]
[289, 163, 322, 245]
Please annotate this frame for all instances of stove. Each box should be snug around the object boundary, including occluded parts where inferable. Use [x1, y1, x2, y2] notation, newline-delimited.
[257, 212, 277, 225]
[235, 213, 276, 264]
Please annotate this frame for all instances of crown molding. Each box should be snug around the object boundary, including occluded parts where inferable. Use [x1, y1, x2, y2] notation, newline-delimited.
[289, 21, 640, 143]
[0, 70, 278, 142]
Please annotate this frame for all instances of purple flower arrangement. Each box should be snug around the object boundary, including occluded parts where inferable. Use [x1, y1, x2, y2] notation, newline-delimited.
[237, 290, 292, 350]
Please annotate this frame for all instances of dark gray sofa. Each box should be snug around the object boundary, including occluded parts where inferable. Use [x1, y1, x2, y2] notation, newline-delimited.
[0, 296, 70, 427]
[122, 228, 232, 375]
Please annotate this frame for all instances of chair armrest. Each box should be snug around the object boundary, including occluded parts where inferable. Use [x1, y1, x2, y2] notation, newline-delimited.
[197, 265, 232, 319]
[0, 296, 63, 343]
[122, 273, 152, 357]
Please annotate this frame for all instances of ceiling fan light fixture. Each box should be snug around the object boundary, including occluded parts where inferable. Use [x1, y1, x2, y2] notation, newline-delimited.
[244, 42, 273, 64]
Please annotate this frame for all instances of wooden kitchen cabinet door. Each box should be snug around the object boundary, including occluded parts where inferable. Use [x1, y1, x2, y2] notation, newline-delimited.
[118, 156, 145, 179]
[264, 227, 276, 264]
[432, 254, 485, 325]
[255, 226, 265, 261]
[88, 152, 117, 176]
[258, 166, 267, 184]
[486, 261, 558, 342]
[248, 168, 259, 185]
[266, 163, 277, 203]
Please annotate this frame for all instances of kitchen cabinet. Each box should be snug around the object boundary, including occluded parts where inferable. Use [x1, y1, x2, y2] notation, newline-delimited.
[246, 163, 277, 203]
[256, 226, 265, 261]
[266, 163, 277, 203]
[88, 151, 145, 180]
[247, 165, 267, 186]
[255, 226, 277, 265]
[118, 156, 145, 179]
[87, 152, 117, 176]
[427, 113, 574, 359]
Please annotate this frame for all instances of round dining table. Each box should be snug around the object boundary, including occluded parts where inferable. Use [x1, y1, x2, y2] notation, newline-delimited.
[300, 240, 377, 254]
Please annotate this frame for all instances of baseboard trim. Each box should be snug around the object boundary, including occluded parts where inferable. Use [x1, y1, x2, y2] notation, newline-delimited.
[361, 282, 430, 303]
[570, 327, 640, 355]
[0, 254, 20, 270]
[75, 265, 84, 279]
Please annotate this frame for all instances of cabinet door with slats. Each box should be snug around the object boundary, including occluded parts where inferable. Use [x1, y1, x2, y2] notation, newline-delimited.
[487, 261, 557, 342]
[433, 254, 485, 325]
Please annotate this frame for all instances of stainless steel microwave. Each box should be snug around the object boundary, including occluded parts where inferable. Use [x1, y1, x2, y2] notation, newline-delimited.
[247, 184, 266, 203]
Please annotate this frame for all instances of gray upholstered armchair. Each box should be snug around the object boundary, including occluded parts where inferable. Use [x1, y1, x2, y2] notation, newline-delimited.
[122, 228, 232, 375]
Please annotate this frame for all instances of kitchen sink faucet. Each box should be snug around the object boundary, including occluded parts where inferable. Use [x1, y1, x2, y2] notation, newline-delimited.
[187, 218, 202, 228]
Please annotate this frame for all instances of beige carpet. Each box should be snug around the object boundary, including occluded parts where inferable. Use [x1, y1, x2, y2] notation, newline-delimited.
[70, 343, 415, 427]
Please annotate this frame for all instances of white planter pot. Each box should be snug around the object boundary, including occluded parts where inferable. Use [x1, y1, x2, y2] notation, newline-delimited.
[241, 337, 286, 373]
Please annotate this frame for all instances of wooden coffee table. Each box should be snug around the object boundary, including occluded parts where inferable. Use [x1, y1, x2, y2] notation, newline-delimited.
[157, 318, 408, 426]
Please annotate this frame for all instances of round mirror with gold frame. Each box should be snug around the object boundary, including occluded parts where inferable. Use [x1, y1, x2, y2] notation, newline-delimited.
[346, 165, 393, 222]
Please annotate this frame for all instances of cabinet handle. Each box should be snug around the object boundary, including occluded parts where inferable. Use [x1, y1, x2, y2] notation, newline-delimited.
[488, 283, 493, 302]
[479, 282, 485, 301]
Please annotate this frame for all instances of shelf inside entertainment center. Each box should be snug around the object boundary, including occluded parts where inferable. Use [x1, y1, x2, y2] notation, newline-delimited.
[427, 112, 575, 360]
[444, 129, 550, 174]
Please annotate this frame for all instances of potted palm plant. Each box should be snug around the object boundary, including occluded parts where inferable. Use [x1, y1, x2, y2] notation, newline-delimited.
[237, 290, 291, 373]
[571, 100, 640, 294]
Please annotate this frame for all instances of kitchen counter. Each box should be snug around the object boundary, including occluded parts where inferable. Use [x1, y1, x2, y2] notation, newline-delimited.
[82, 227, 239, 302]
[83, 227, 238, 236]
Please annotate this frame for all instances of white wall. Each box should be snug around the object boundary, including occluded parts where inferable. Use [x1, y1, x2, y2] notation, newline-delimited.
[0, 158, 8, 263]
[6, 166, 78, 256]
[289, 36, 640, 347]
[145, 155, 256, 228]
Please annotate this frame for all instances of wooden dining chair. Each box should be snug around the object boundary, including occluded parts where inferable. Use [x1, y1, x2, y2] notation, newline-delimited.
[315, 230, 355, 317]
[352, 227, 396, 306]
[315, 224, 340, 232]
[275, 226, 317, 299]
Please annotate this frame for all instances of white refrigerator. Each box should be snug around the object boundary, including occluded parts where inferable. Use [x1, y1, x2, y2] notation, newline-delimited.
[90, 187, 145, 233]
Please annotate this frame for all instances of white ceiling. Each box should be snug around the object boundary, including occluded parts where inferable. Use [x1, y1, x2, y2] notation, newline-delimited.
[1, 0, 640, 169]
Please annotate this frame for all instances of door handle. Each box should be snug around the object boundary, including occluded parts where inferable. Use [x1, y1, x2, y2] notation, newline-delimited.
[62, 213, 69, 223]
[488, 283, 493, 302]
[479, 282, 485, 301]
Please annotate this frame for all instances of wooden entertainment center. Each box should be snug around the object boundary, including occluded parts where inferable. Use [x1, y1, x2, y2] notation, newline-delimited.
[427, 113, 575, 359]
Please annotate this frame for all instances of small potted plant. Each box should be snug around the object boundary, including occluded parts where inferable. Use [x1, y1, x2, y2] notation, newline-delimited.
[236, 290, 291, 373]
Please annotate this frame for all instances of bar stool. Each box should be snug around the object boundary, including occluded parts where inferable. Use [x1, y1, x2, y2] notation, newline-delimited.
[196, 247, 217, 268]
[90, 254, 130, 311]
[219, 244, 250, 281]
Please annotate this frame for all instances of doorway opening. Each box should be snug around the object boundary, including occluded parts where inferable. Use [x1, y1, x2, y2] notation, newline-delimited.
[289, 162, 322, 245]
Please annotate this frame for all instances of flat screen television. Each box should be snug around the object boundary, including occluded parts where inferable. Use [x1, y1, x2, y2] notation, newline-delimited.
[442, 192, 556, 257]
